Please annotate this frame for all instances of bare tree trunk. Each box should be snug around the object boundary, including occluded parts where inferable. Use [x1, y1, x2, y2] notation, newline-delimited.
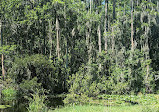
[137, 0, 139, 6]
[90, 0, 92, 13]
[145, 26, 150, 93]
[42, 20, 46, 55]
[86, 21, 92, 75]
[131, 0, 134, 51]
[87, 0, 92, 66]
[113, 0, 116, 20]
[0, 21, 1, 45]
[98, 24, 101, 70]
[56, 17, 60, 59]
[48, 20, 52, 58]
[104, 0, 108, 52]
[64, 5, 69, 70]
[1, 54, 5, 79]
[112, 0, 116, 53]
[98, 25, 101, 53]
[157, 1, 159, 12]
[112, 26, 115, 53]
[85, 0, 93, 74]
[86, 23, 92, 66]
[0, 20, 5, 80]
[86, 22, 90, 49]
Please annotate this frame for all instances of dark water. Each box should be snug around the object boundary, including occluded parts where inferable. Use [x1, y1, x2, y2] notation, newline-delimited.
[1, 97, 64, 112]
[47, 97, 64, 108]
[1, 99, 28, 112]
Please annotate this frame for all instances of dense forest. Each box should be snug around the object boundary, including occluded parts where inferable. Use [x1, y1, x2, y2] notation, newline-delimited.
[0, 0, 159, 111]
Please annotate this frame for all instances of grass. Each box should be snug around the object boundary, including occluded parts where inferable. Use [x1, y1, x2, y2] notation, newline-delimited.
[49, 94, 159, 112]
[49, 105, 156, 112]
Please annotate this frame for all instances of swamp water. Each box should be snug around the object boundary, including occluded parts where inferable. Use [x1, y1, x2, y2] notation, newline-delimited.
[0, 97, 64, 112]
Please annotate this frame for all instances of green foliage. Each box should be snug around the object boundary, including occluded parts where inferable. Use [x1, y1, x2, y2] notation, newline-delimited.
[0, 105, 11, 109]
[68, 71, 94, 96]
[8, 54, 66, 94]
[27, 89, 48, 112]
[64, 93, 91, 104]
[19, 77, 41, 98]
[2, 87, 17, 101]
[52, 0, 64, 4]
[2, 77, 17, 89]
[1, 76, 17, 102]
[0, 45, 16, 54]
[64, 66, 100, 104]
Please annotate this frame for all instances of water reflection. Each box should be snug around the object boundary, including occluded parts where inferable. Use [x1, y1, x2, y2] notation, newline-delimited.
[2, 96, 64, 112]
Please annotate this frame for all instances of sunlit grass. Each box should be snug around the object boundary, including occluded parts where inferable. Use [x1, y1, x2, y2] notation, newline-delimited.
[50, 105, 153, 112]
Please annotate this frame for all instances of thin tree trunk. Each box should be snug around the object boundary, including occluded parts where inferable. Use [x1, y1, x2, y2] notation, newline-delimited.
[98, 24, 102, 70]
[113, 0, 116, 20]
[112, 27, 115, 53]
[112, 0, 116, 53]
[0, 20, 5, 79]
[86, 22, 89, 49]
[88, 24, 92, 65]
[86, 0, 93, 74]
[131, 0, 134, 51]
[88, 0, 92, 64]
[64, 5, 68, 70]
[56, 17, 60, 59]
[145, 27, 150, 93]
[48, 20, 52, 58]
[64, 4, 68, 91]
[98, 25, 101, 53]
[90, 0, 92, 13]
[0, 20, 5, 80]
[86, 21, 92, 75]
[43, 21, 46, 55]
[137, 0, 139, 6]
[145, 11, 151, 92]
[104, 0, 108, 52]
[1, 54, 5, 79]
[157, 1, 159, 12]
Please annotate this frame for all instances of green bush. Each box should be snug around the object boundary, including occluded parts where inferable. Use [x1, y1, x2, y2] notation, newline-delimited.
[8, 54, 67, 94]
[27, 90, 48, 112]
[64, 72, 99, 104]
[63, 93, 91, 104]
[2, 87, 17, 101]
[19, 77, 41, 98]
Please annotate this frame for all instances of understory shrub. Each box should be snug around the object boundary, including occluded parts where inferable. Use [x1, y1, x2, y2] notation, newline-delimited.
[27, 90, 48, 112]
[2, 77, 17, 102]
[19, 77, 41, 98]
[64, 71, 99, 104]
[64, 93, 91, 104]
[2, 87, 17, 101]
[8, 54, 67, 94]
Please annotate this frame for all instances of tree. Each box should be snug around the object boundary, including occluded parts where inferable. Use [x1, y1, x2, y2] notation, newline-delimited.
[104, 0, 108, 52]
[131, 0, 134, 51]
[0, 20, 5, 79]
